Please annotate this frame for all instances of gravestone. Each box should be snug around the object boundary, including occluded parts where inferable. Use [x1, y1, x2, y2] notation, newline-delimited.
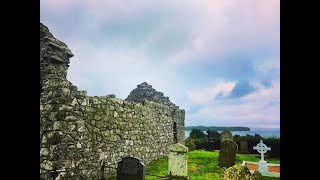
[253, 140, 271, 175]
[205, 129, 215, 151]
[220, 130, 233, 142]
[116, 156, 145, 180]
[218, 140, 238, 168]
[168, 143, 188, 178]
[239, 141, 249, 154]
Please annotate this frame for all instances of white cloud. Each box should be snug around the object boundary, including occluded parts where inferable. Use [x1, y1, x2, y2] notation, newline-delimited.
[41, 0, 280, 65]
[187, 82, 235, 104]
[41, 0, 280, 128]
[256, 57, 280, 78]
[167, 0, 280, 64]
[186, 81, 280, 128]
[66, 39, 186, 105]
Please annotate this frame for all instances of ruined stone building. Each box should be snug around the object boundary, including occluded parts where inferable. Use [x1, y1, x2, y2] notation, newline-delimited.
[40, 22, 185, 179]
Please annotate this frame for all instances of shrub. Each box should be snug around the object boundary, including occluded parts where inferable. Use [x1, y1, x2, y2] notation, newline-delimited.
[189, 128, 205, 138]
[192, 138, 207, 149]
[186, 137, 221, 150]
[210, 130, 221, 138]
[221, 164, 261, 180]
[186, 139, 196, 151]
[187, 133, 280, 157]
[234, 134, 241, 139]
[233, 135, 280, 157]
[263, 136, 280, 158]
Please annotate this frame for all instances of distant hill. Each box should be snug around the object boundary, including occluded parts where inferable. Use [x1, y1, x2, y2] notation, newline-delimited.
[185, 126, 250, 131]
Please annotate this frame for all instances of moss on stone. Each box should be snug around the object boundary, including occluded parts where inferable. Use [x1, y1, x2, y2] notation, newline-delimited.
[221, 164, 262, 180]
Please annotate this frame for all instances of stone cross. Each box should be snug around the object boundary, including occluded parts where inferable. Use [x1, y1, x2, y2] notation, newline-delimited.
[206, 129, 212, 141]
[253, 140, 271, 162]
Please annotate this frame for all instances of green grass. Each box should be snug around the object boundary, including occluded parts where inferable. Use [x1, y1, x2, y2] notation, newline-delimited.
[145, 150, 280, 180]
[145, 156, 169, 179]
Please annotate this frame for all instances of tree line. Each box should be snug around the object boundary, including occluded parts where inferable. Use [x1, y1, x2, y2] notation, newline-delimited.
[186, 128, 280, 157]
[185, 126, 250, 131]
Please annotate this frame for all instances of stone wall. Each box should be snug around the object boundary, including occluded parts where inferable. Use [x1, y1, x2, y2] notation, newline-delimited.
[40, 22, 185, 179]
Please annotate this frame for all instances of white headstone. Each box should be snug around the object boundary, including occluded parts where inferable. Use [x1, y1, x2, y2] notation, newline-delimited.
[168, 143, 188, 178]
[253, 140, 271, 175]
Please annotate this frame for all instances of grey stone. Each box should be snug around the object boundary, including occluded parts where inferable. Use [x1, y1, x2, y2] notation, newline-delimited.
[40, 22, 186, 179]
[221, 130, 233, 142]
[218, 140, 238, 168]
[168, 143, 188, 178]
[239, 141, 249, 154]
[114, 111, 119, 117]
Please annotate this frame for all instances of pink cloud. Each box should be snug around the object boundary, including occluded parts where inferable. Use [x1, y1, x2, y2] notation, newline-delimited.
[41, 0, 279, 64]
[187, 82, 235, 104]
[187, 81, 280, 127]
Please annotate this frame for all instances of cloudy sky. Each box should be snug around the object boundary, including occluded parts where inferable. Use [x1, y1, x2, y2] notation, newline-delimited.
[41, 0, 280, 128]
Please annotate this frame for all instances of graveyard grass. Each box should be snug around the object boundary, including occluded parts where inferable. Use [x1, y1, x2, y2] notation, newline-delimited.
[145, 150, 279, 180]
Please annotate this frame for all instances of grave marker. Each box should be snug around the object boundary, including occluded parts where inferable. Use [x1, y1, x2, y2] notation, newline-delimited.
[116, 156, 145, 180]
[205, 129, 215, 151]
[253, 140, 271, 175]
[239, 141, 249, 154]
[220, 130, 233, 142]
[168, 143, 188, 178]
[253, 140, 271, 162]
[218, 140, 238, 168]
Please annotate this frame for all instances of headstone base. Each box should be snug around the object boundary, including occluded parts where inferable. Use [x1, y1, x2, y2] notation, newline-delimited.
[242, 161, 280, 178]
[168, 174, 190, 180]
[258, 161, 269, 175]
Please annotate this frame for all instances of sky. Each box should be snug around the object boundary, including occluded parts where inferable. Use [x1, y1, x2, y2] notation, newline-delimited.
[41, 0, 280, 128]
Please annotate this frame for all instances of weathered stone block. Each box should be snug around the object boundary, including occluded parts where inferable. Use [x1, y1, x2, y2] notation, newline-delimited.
[218, 140, 238, 168]
[168, 143, 188, 178]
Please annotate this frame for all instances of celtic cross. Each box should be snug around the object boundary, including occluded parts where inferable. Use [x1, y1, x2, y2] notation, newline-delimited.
[253, 140, 271, 162]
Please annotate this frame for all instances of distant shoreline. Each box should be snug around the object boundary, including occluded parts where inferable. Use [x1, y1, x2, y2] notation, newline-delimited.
[185, 126, 250, 131]
[184, 127, 280, 138]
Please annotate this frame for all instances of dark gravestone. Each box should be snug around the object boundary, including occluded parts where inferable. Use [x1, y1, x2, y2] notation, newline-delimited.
[116, 156, 145, 180]
[239, 141, 249, 154]
[205, 129, 215, 151]
[218, 140, 238, 168]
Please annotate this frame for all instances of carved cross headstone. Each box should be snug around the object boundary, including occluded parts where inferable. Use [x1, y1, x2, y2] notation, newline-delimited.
[253, 140, 271, 162]
[205, 129, 215, 151]
[206, 129, 212, 141]
[253, 140, 272, 175]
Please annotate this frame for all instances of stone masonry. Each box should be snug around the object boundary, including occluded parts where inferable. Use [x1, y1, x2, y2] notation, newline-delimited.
[40, 22, 185, 179]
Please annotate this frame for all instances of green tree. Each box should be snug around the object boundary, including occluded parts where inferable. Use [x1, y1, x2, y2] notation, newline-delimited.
[190, 128, 205, 138]
[211, 130, 220, 138]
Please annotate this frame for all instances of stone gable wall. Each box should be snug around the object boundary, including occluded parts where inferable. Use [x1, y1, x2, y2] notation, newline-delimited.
[40, 23, 185, 179]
